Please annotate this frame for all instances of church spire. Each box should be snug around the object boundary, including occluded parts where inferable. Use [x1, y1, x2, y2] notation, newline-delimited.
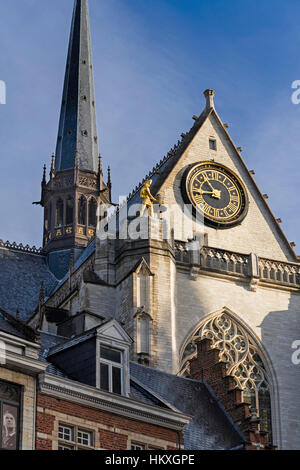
[55, 0, 99, 174]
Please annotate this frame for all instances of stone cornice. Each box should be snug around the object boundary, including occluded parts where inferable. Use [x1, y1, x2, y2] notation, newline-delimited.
[39, 373, 191, 431]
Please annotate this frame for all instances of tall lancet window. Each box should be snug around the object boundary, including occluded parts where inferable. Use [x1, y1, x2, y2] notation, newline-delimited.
[78, 196, 87, 226]
[66, 197, 74, 225]
[56, 199, 64, 227]
[44, 206, 48, 231]
[182, 312, 273, 445]
[136, 312, 151, 362]
[88, 198, 97, 227]
[137, 271, 147, 309]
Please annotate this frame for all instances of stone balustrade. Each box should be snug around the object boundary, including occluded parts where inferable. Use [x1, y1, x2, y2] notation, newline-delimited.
[175, 240, 300, 288]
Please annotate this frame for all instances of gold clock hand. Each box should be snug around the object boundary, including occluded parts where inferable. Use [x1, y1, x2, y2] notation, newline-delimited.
[203, 175, 214, 191]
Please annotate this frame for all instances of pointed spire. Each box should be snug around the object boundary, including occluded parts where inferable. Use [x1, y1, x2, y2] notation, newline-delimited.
[42, 164, 47, 185]
[55, 0, 99, 174]
[98, 153, 103, 176]
[107, 166, 112, 201]
[50, 153, 55, 180]
[98, 153, 104, 191]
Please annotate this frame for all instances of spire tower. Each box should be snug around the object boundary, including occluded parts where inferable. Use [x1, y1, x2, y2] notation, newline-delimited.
[55, 0, 99, 173]
[36, 0, 111, 279]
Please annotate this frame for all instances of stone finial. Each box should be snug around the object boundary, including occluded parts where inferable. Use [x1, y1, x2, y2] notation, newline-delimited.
[50, 153, 55, 180]
[204, 89, 215, 110]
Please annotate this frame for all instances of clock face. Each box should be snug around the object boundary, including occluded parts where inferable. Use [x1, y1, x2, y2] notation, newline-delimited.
[181, 162, 248, 228]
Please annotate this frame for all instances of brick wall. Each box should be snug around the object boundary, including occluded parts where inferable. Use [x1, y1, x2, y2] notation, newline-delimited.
[36, 393, 180, 450]
[188, 338, 275, 450]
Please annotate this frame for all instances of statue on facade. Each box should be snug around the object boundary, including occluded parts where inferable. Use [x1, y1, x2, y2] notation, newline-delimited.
[140, 180, 164, 217]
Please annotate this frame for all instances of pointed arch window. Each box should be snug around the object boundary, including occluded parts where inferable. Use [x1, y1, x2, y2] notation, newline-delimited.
[66, 197, 74, 225]
[88, 198, 97, 228]
[182, 312, 273, 444]
[78, 196, 87, 226]
[56, 199, 64, 227]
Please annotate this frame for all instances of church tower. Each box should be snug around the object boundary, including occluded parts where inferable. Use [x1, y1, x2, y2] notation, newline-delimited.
[35, 0, 111, 278]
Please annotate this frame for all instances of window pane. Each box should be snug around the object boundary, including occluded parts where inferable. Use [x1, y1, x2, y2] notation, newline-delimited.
[100, 363, 109, 391]
[77, 430, 92, 446]
[58, 444, 74, 450]
[112, 366, 122, 395]
[100, 346, 121, 364]
[131, 443, 145, 450]
[58, 425, 73, 442]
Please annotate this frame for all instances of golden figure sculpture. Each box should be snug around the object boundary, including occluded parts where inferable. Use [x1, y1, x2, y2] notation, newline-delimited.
[140, 180, 164, 217]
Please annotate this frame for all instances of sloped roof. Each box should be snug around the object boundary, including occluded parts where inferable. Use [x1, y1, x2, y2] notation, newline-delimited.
[130, 362, 244, 450]
[0, 246, 58, 322]
[0, 307, 38, 342]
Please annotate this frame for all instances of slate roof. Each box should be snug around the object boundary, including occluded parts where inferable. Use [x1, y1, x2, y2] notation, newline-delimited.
[130, 362, 245, 450]
[49, 238, 96, 298]
[0, 246, 58, 322]
[0, 307, 38, 342]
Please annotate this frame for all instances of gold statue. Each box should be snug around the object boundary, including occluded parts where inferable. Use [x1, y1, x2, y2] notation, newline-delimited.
[140, 180, 164, 217]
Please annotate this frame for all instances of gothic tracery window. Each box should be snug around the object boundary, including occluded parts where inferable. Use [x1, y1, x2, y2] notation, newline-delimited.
[181, 312, 273, 444]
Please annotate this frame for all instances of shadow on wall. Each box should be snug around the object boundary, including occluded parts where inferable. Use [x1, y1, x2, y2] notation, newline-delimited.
[260, 292, 300, 450]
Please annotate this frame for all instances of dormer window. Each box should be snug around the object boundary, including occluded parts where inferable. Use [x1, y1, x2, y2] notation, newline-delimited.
[99, 346, 123, 395]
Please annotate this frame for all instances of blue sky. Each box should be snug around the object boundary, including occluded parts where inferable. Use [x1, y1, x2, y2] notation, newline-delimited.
[0, 0, 300, 251]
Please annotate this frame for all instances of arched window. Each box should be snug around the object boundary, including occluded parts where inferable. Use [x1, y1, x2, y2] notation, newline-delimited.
[181, 312, 273, 444]
[78, 195, 87, 226]
[56, 199, 64, 227]
[88, 198, 97, 227]
[66, 197, 74, 225]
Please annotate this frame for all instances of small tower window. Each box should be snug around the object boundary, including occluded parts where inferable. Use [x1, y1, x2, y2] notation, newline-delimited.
[209, 139, 217, 151]
[78, 196, 87, 226]
[44, 206, 49, 231]
[88, 198, 97, 228]
[56, 199, 64, 227]
[66, 197, 74, 225]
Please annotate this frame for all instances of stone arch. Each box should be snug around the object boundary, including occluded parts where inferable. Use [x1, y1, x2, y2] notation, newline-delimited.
[179, 307, 278, 446]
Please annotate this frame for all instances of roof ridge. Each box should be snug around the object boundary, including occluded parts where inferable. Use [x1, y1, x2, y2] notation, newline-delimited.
[0, 239, 43, 255]
[126, 124, 198, 203]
